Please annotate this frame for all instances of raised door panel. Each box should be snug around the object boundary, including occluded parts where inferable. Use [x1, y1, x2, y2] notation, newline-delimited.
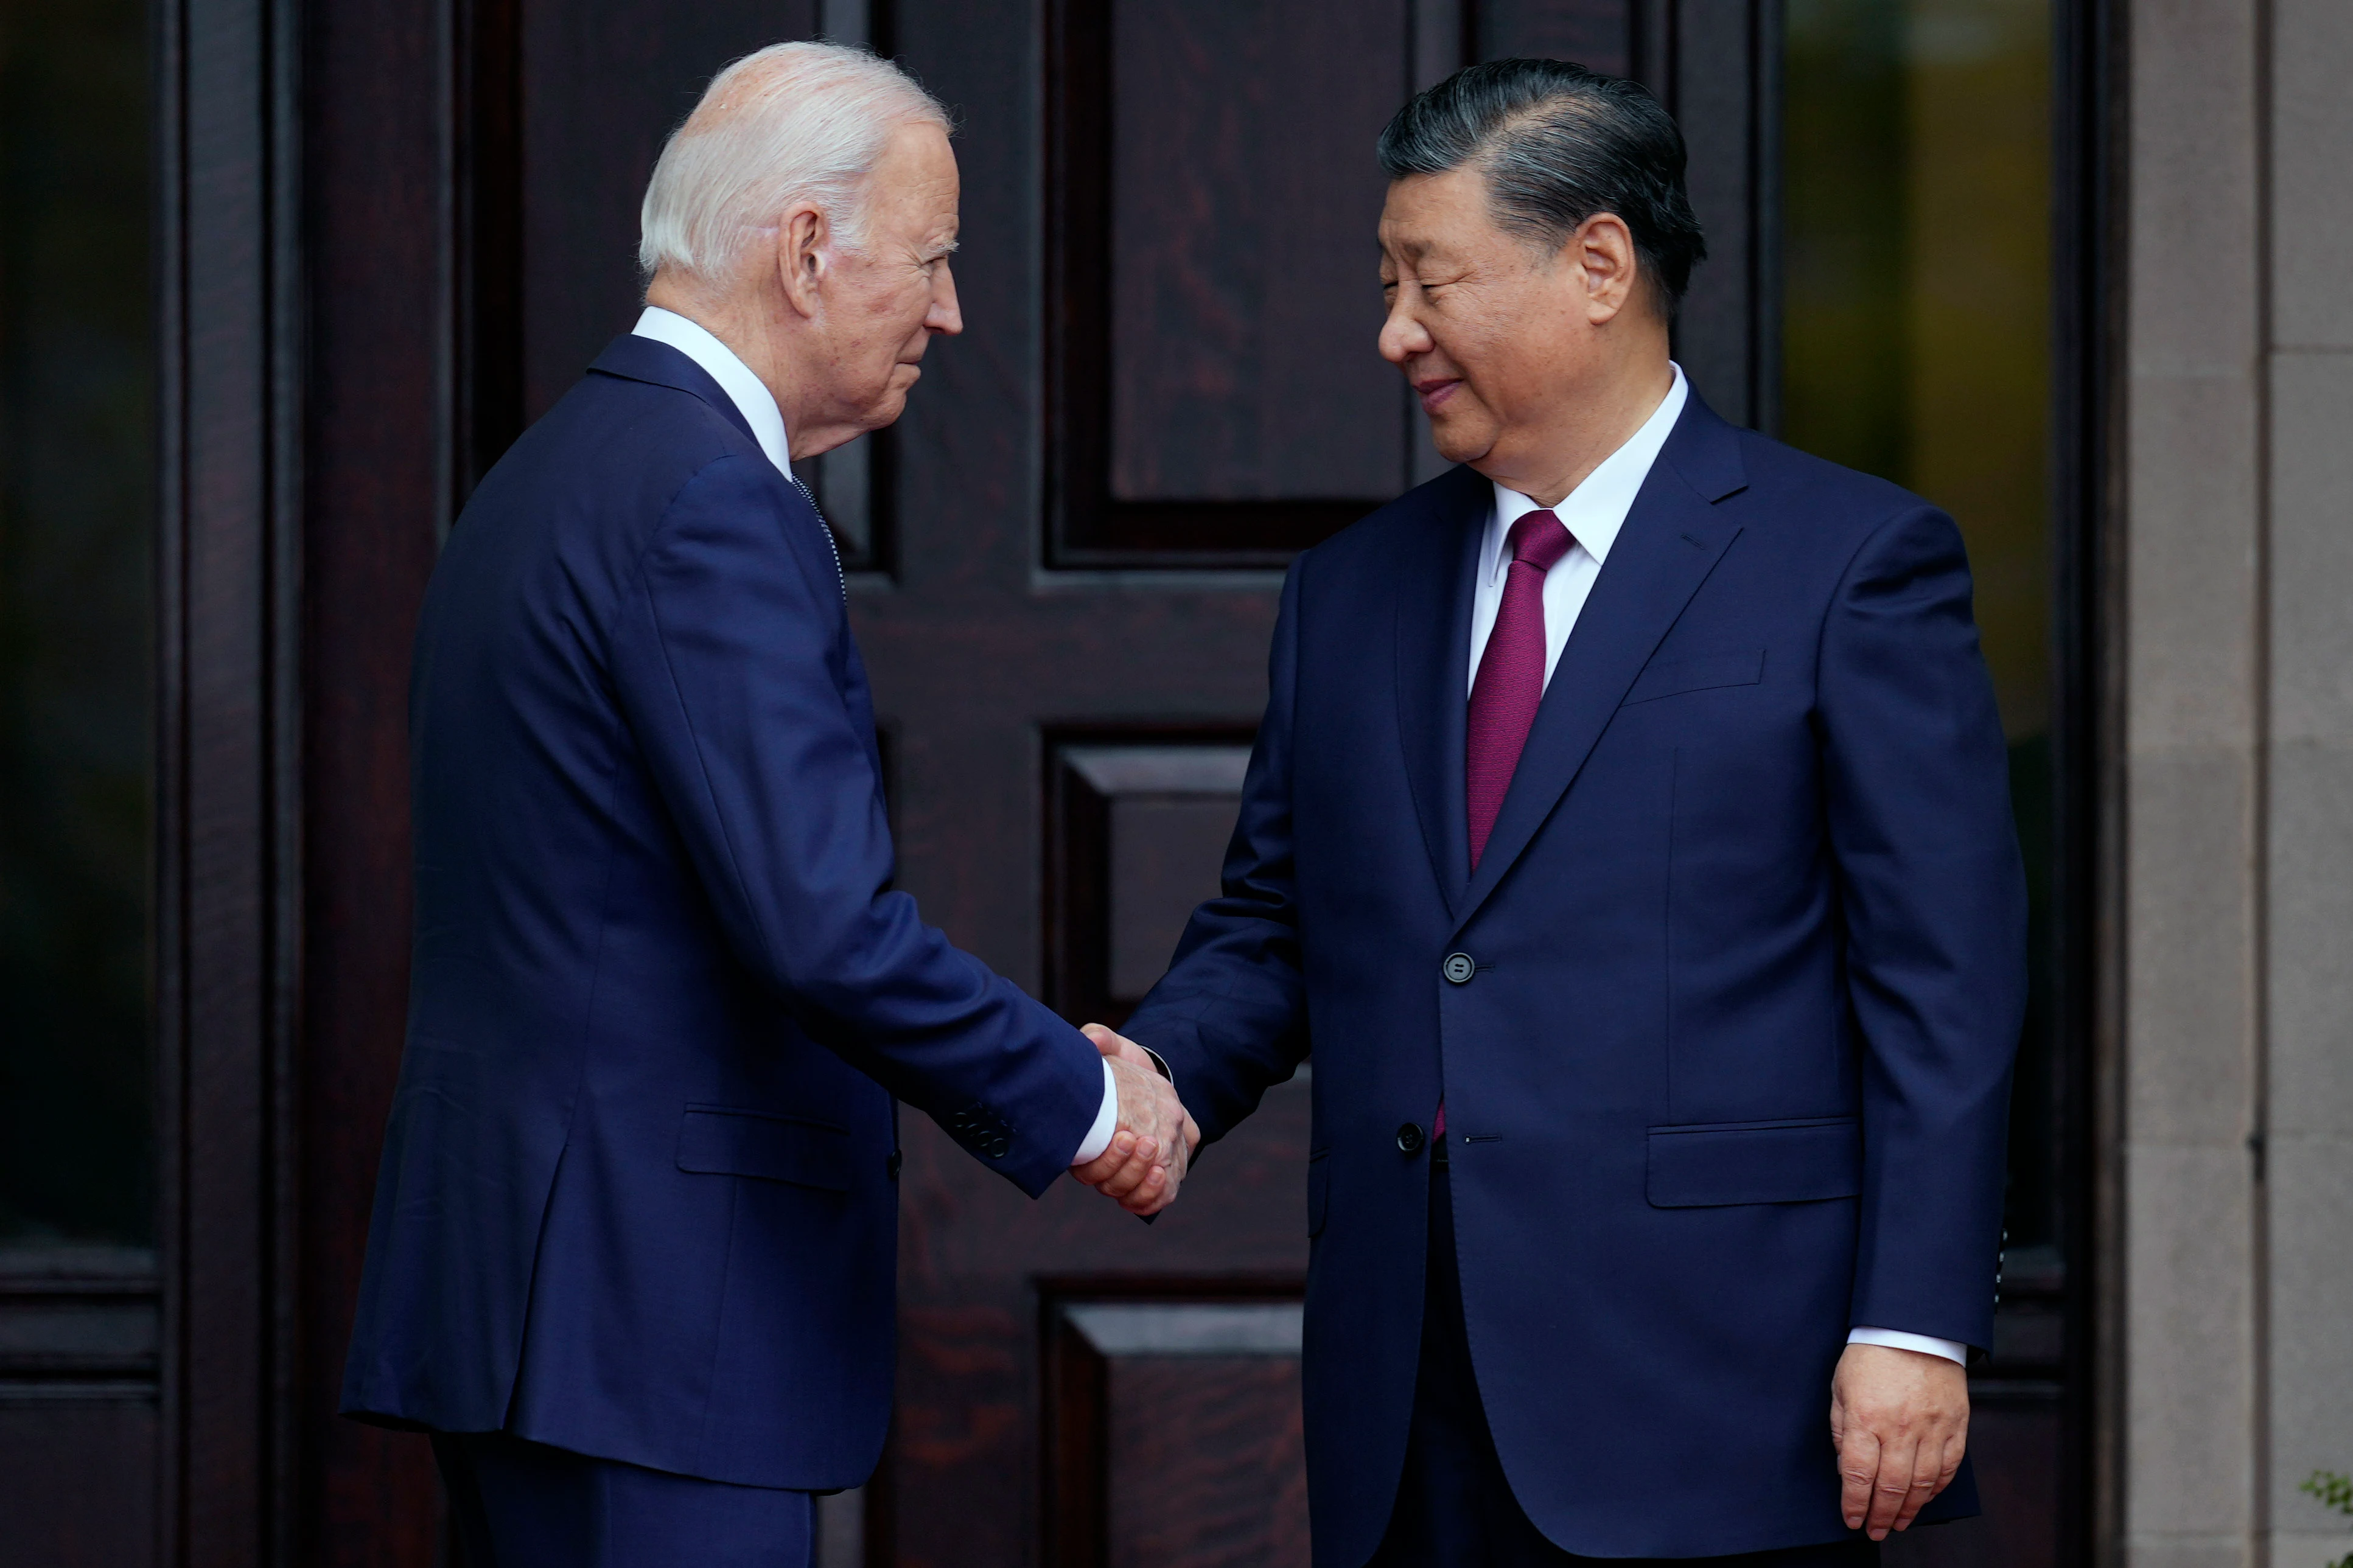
[1044, 1297, 1310, 1568]
[1044, 735, 1256, 1029]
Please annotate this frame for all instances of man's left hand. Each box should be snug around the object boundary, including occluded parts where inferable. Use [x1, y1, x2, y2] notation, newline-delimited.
[1830, 1342, 1970, 1540]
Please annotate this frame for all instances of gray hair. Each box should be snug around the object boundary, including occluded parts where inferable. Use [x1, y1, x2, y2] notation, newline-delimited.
[638, 41, 950, 280]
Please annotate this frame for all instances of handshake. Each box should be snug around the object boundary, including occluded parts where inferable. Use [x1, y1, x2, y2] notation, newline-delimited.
[1068, 1023, 1201, 1218]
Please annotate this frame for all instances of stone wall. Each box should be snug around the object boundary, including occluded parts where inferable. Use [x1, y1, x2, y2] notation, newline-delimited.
[2121, 2, 2353, 1564]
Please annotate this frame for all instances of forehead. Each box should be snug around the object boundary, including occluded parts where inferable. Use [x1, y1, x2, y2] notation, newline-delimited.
[868, 121, 960, 225]
[881, 122, 956, 190]
[1379, 164, 1502, 257]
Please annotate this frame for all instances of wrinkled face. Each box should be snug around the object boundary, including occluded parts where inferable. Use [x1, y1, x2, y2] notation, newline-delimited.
[1377, 164, 1610, 473]
[819, 120, 963, 433]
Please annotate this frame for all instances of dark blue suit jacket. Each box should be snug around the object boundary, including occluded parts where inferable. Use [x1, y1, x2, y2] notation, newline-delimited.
[341, 336, 1103, 1489]
[1124, 392, 2026, 1563]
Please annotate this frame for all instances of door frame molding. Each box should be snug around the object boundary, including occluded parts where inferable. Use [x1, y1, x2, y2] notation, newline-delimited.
[154, 0, 307, 1559]
[2066, 0, 2127, 1561]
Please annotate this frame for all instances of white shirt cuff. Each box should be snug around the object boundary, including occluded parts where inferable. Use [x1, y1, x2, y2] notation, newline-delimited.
[1070, 1056, 1119, 1166]
[1847, 1326, 1969, 1365]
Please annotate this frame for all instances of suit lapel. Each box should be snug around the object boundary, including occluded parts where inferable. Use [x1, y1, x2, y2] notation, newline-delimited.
[1453, 396, 1751, 928]
[1393, 468, 1489, 918]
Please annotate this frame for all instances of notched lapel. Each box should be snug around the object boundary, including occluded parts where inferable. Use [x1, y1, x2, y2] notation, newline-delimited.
[1454, 404, 1749, 927]
[1393, 470, 1487, 916]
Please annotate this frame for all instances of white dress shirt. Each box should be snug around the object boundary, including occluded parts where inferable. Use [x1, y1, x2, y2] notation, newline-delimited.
[631, 305, 1123, 1168]
[632, 306, 795, 478]
[1460, 362, 1968, 1368]
[1466, 363, 1687, 694]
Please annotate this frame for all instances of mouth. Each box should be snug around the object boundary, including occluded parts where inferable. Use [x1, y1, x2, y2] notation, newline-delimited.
[1412, 377, 1461, 414]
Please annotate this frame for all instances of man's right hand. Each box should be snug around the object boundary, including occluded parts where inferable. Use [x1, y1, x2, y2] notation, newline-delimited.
[1069, 1024, 1198, 1216]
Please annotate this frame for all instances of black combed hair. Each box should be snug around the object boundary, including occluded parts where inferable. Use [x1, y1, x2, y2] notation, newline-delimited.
[1378, 58, 1708, 316]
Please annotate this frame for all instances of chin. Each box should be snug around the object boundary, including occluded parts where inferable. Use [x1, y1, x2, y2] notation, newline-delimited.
[1430, 419, 1495, 466]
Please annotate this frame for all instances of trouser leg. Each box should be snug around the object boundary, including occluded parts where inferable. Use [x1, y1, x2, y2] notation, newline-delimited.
[430, 1431, 813, 1568]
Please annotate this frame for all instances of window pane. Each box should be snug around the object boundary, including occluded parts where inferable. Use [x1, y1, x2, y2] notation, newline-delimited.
[0, 0, 155, 1248]
[1783, 0, 2058, 1259]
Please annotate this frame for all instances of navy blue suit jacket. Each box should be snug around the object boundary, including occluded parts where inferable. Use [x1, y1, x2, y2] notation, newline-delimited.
[341, 336, 1103, 1489]
[1124, 392, 2027, 1563]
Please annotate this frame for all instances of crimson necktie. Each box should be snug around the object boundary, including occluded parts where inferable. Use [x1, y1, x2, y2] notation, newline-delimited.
[1466, 509, 1575, 868]
[1438, 509, 1573, 1146]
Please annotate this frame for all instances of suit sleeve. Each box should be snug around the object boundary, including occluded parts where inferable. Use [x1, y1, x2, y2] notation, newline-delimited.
[1817, 505, 2027, 1352]
[1120, 558, 1313, 1143]
[607, 454, 1103, 1197]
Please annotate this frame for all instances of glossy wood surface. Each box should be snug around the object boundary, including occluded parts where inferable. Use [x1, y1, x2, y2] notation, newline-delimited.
[296, 0, 461, 1558]
[1105, 0, 1409, 504]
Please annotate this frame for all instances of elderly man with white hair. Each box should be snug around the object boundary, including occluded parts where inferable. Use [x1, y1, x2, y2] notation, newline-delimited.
[340, 43, 1194, 1566]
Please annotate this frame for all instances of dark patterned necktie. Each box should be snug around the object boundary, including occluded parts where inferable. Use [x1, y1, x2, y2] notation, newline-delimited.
[1465, 508, 1575, 868]
[788, 474, 847, 599]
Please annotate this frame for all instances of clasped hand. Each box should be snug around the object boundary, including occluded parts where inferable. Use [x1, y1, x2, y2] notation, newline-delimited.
[1068, 1024, 1199, 1216]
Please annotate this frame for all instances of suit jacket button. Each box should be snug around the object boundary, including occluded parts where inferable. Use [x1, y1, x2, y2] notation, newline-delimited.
[1396, 1122, 1425, 1155]
[1442, 952, 1475, 984]
[886, 1151, 903, 1182]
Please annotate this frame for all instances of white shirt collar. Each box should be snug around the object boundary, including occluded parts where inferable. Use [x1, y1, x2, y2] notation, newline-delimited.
[631, 305, 793, 479]
[1486, 362, 1688, 576]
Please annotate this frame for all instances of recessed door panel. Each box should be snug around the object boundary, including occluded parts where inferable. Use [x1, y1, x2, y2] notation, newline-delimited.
[1046, 0, 1418, 563]
[1105, 1, 1408, 507]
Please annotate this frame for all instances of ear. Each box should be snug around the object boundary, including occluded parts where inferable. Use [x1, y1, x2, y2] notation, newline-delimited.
[775, 201, 830, 321]
[1572, 212, 1640, 325]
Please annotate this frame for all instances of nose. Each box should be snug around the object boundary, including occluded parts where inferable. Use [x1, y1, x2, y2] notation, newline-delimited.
[928, 260, 964, 337]
[1379, 291, 1430, 365]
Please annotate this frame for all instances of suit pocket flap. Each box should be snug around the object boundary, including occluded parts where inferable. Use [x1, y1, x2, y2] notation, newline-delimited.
[1645, 1117, 1860, 1207]
[1623, 649, 1766, 705]
[677, 1107, 854, 1192]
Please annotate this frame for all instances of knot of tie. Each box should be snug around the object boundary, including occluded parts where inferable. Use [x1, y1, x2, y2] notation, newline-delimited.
[1506, 508, 1575, 575]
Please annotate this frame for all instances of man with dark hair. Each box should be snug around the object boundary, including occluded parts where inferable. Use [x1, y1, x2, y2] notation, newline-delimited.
[1093, 58, 2024, 1566]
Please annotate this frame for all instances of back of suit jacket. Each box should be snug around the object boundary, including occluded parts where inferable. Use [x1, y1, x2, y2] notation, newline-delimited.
[1124, 392, 2026, 1563]
[340, 336, 1102, 1490]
